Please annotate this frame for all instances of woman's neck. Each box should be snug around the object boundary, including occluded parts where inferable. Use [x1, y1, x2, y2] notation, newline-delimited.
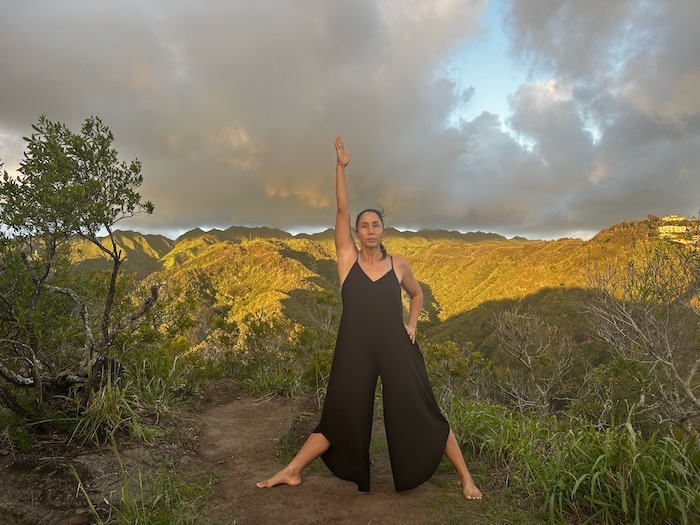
[359, 247, 383, 263]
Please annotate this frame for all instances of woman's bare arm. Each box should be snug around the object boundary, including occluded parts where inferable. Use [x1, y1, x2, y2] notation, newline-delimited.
[394, 255, 423, 343]
[334, 136, 357, 284]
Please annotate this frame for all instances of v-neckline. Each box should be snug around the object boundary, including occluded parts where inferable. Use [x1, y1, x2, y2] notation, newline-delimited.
[355, 260, 393, 283]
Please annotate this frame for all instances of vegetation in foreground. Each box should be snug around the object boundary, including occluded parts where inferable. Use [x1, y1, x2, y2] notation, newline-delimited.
[72, 459, 217, 525]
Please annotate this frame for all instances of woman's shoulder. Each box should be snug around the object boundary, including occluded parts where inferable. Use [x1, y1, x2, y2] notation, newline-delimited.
[389, 253, 408, 266]
[389, 253, 413, 275]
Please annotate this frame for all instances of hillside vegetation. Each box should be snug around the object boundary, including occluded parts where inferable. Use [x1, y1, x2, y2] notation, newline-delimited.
[72, 220, 647, 345]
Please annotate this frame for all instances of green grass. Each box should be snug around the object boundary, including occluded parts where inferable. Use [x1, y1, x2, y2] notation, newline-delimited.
[427, 484, 545, 525]
[47, 349, 195, 447]
[0, 409, 32, 453]
[73, 461, 217, 525]
[57, 381, 152, 447]
[444, 399, 700, 525]
[240, 366, 306, 397]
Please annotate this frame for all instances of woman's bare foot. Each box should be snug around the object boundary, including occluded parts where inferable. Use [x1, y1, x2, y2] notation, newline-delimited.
[256, 467, 302, 488]
[257, 432, 330, 489]
[459, 475, 483, 500]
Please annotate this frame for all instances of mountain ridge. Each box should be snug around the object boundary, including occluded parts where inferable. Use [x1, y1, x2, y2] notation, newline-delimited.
[70, 217, 681, 347]
[76, 225, 521, 275]
[141, 224, 516, 246]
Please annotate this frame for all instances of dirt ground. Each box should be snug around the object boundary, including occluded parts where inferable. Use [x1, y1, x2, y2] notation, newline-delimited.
[0, 379, 486, 524]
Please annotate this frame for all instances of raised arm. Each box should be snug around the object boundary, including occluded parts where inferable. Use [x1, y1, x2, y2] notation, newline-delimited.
[334, 136, 357, 282]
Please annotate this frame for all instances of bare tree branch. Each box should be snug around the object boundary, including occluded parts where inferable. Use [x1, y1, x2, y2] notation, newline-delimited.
[112, 281, 164, 340]
[0, 384, 34, 417]
[583, 240, 700, 439]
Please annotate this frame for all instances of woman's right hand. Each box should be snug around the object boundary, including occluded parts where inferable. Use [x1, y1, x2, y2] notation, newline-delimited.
[335, 136, 351, 167]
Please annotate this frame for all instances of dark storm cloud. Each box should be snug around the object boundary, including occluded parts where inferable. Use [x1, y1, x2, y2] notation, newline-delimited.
[0, 0, 698, 239]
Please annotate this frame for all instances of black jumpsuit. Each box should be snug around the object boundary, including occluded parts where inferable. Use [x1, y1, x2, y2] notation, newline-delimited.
[314, 256, 450, 492]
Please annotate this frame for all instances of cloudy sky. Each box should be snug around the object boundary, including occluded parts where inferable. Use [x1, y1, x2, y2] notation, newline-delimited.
[1, 0, 699, 240]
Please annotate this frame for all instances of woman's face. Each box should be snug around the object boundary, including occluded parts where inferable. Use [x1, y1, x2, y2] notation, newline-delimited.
[356, 211, 384, 248]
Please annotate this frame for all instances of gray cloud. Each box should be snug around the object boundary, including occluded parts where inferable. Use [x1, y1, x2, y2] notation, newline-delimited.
[0, 0, 698, 240]
[502, 0, 700, 235]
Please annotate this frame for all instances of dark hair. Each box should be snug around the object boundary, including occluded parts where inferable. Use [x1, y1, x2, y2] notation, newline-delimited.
[355, 208, 387, 259]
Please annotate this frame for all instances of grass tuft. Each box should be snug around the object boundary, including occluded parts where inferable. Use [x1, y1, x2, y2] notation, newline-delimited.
[444, 398, 700, 525]
[73, 460, 217, 525]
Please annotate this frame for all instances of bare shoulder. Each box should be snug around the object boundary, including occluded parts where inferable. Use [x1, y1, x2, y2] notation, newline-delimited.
[391, 253, 409, 269]
[391, 254, 414, 282]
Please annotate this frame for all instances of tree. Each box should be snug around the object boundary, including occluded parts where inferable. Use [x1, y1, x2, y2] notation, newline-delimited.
[490, 306, 577, 415]
[0, 115, 158, 416]
[421, 340, 492, 404]
[583, 236, 700, 439]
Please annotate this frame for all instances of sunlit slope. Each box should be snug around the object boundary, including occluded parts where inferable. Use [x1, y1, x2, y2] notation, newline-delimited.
[404, 238, 588, 321]
[71, 230, 174, 275]
[70, 221, 653, 335]
[153, 237, 338, 323]
[162, 232, 224, 269]
[387, 221, 646, 322]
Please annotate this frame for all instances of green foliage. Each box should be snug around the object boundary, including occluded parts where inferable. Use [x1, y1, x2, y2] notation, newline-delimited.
[0, 409, 32, 453]
[225, 312, 308, 397]
[63, 375, 155, 446]
[0, 115, 157, 421]
[73, 463, 216, 525]
[1, 115, 152, 238]
[125, 352, 190, 423]
[301, 345, 334, 401]
[54, 340, 200, 446]
[422, 340, 491, 402]
[446, 399, 700, 525]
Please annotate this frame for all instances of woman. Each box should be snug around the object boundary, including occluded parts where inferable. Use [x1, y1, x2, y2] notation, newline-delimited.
[257, 136, 482, 500]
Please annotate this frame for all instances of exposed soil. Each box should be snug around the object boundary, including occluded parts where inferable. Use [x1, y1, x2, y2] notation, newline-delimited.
[0, 379, 486, 524]
[0, 404, 201, 525]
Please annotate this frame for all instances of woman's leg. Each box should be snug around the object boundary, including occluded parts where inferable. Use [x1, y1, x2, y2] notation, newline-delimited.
[256, 432, 331, 488]
[444, 429, 482, 500]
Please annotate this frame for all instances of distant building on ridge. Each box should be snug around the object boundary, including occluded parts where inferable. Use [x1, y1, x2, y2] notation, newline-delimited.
[658, 224, 688, 236]
[662, 215, 685, 222]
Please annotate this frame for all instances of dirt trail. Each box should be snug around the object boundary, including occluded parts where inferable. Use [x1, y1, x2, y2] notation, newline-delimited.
[0, 380, 485, 524]
[198, 387, 483, 525]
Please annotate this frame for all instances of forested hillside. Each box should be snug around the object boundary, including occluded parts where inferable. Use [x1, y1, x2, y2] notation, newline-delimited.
[71, 219, 649, 350]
